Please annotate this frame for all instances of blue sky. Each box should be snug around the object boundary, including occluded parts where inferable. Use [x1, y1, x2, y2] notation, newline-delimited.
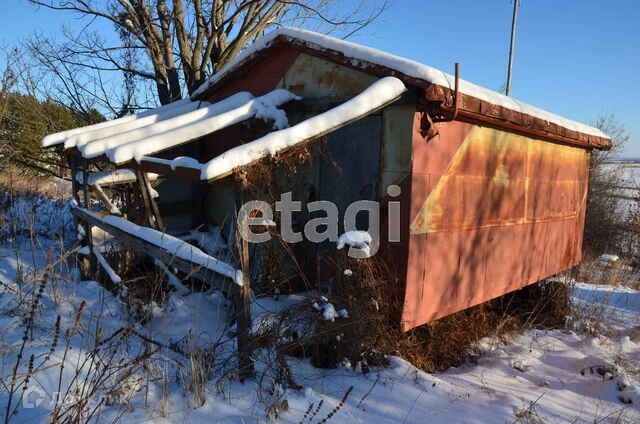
[2, 0, 639, 156]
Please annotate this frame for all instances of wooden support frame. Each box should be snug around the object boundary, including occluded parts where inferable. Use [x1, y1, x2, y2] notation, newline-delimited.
[142, 172, 165, 231]
[72, 207, 235, 293]
[91, 184, 121, 215]
[236, 214, 255, 380]
[79, 247, 122, 285]
[75, 199, 253, 379]
[68, 154, 81, 206]
[82, 160, 98, 276]
[68, 153, 94, 279]
[135, 169, 164, 231]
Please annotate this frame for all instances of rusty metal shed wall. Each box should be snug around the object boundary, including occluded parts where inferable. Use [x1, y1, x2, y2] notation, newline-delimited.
[401, 116, 589, 331]
[194, 37, 609, 149]
[194, 45, 592, 333]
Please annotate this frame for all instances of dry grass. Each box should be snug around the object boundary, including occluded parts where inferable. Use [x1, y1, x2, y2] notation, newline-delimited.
[397, 281, 568, 372]
[0, 165, 69, 199]
[235, 138, 326, 196]
[575, 255, 640, 289]
[298, 253, 571, 373]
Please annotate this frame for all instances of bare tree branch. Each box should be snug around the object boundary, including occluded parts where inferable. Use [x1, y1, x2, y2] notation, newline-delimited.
[26, 0, 387, 105]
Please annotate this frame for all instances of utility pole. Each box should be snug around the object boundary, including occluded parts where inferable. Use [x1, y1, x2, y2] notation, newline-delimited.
[506, 0, 520, 96]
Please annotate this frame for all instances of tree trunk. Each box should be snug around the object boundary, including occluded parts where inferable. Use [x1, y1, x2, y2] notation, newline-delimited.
[155, 75, 173, 106]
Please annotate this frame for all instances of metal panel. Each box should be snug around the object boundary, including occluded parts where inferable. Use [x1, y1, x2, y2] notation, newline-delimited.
[319, 115, 382, 232]
[283, 53, 377, 100]
[156, 176, 199, 234]
[205, 46, 300, 102]
[193, 38, 610, 149]
[381, 105, 414, 193]
[401, 119, 589, 331]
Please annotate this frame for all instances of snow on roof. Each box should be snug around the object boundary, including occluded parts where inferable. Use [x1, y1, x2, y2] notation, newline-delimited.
[86, 89, 298, 164]
[79, 92, 252, 160]
[67, 100, 214, 150]
[201, 76, 406, 181]
[43, 99, 192, 148]
[192, 27, 608, 140]
[139, 155, 202, 171]
[74, 169, 158, 186]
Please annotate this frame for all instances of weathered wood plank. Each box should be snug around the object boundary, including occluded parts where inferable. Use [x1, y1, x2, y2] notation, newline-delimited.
[135, 169, 157, 229]
[141, 171, 165, 231]
[82, 161, 97, 276]
[72, 207, 237, 293]
[236, 215, 254, 380]
[91, 184, 121, 215]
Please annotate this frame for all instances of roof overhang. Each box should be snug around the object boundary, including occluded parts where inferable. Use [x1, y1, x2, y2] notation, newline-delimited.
[192, 28, 610, 150]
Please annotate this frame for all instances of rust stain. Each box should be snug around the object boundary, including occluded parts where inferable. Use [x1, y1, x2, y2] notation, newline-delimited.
[283, 53, 376, 99]
[380, 105, 414, 192]
[494, 163, 510, 187]
[409, 126, 585, 235]
[205, 45, 299, 102]
[402, 120, 589, 331]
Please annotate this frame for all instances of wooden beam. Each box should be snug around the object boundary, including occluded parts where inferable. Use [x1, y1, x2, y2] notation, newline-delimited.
[236, 213, 254, 380]
[72, 207, 236, 293]
[92, 184, 121, 215]
[612, 185, 640, 191]
[68, 154, 90, 278]
[141, 171, 165, 231]
[68, 154, 81, 206]
[135, 169, 159, 230]
[609, 194, 639, 201]
[125, 160, 201, 181]
[82, 160, 98, 277]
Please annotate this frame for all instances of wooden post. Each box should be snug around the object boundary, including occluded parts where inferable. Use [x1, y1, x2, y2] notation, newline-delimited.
[92, 184, 120, 215]
[236, 213, 254, 380]
[142, 172, 165, 231]
[69, 153, 82, 255]
[82, 160, 98, 277]
[135, 169, 163, 230]
[69, 154, 81, 206]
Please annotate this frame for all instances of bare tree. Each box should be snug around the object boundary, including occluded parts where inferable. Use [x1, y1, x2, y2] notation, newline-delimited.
[583, 114, 631, 255]
[27, 0, 387, 107]
[591, 114, 630, 167]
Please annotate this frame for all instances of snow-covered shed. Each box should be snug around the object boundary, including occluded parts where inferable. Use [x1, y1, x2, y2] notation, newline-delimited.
[43, 27, 611, 332]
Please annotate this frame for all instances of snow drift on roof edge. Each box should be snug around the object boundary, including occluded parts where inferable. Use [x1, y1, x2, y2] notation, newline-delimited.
[42, 99, 192, 148]
[79, 92, 254, 160]
[192, 27, 607, 140]
[200, 76, 407, 181]
[105, 88, 299, 164]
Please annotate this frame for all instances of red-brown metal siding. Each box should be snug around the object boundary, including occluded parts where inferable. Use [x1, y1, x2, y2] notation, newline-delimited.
[206, 47, 300, 103]
[401, 115, 588, 331]
[192, 44, 593, 332]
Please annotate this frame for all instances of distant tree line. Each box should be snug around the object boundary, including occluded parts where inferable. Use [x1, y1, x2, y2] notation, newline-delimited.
[0, 65, 104, 177]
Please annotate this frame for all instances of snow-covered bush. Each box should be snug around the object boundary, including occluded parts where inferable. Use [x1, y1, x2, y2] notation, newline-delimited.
[0, 190, 74, 242]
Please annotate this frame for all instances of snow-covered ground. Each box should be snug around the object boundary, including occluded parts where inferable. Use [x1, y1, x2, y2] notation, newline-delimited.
[0, 242, 637, 423]
[0, 196, 639, 423]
